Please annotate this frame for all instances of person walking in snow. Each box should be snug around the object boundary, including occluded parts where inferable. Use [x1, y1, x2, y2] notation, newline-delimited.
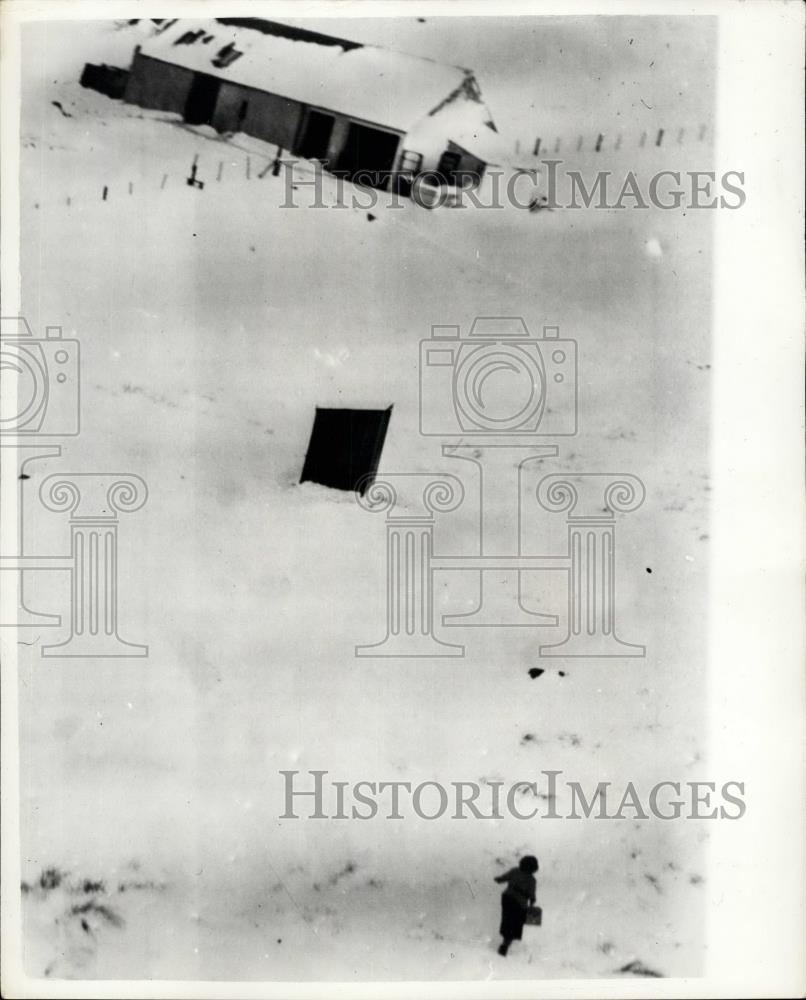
[494, 855, 538, 956]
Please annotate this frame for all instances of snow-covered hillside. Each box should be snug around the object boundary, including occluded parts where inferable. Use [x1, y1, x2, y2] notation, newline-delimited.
[15, 19, 713, 982]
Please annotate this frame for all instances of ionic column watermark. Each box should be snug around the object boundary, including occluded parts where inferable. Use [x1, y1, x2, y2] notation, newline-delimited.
[537, 474, 646, 657]
[36, 474, 148, 657]
[355, 474, 465, 658]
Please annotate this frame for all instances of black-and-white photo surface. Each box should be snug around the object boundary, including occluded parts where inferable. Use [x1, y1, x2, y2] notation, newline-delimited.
[0, 2, 802, 997]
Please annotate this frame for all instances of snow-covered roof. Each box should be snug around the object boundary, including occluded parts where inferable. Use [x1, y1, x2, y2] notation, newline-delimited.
[136, 19, 472, 134]
[408, 97, 510, 166]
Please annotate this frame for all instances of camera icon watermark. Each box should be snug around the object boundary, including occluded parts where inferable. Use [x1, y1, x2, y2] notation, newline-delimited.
[1, 316, 148, 657]
[357, 316, 646, 661]
[419, 318, 577, 437]
[0, 317, 80, 437]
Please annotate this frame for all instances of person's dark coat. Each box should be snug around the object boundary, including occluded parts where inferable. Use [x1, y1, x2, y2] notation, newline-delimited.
[495, 867, 536, 941]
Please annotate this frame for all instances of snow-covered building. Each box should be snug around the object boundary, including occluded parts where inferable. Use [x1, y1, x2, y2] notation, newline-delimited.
[123, 18, 505, 188]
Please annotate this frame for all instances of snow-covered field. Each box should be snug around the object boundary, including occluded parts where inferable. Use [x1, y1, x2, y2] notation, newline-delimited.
[14, 18, 713, 982]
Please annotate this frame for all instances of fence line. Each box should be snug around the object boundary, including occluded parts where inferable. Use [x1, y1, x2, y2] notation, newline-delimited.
[526, 123, 709, 157]
[42, 149, 323, 211]
[45, 124, 715, 212]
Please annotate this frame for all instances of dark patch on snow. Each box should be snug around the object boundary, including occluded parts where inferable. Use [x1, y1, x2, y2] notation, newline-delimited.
[71, 899, 125, 928]
[619, 959, 663, 977]
[117, 878, 166, 893]
[19, 473, 30, 480]
[51, 101, 72, 118]
[644, 873, 662, 893]
[39, 868, 66, 891]
[528, 668, 544, 679]
[528, 195, 554, 213]
[516, 784, 541, 798]
[326, 861, 357, 887]
[77, 879, 106, 895]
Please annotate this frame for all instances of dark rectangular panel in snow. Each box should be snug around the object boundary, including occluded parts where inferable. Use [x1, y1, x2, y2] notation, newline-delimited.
[300, 407, 392, 495]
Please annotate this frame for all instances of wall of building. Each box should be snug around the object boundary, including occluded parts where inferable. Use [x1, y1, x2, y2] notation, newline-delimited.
[80, 63, 131, 100]
[124, 52, 195, 116]
[393, 140, 485, 185]
[295, 106, 403, 176]
[402, 90, 495, 186]
[122, 52, 479, 189]
[213, 82, 303, 150]
[444, 141, 486, 185]
[413, 145, 446, 176]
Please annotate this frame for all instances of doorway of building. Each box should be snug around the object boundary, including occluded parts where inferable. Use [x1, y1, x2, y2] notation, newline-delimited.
[184, 73, 222, 126]
[336, 122, 400, 188]
[297, 110, 335, 161]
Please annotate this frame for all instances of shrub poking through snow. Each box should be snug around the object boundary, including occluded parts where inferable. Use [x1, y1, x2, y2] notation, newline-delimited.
[70, 900, 125, 929]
